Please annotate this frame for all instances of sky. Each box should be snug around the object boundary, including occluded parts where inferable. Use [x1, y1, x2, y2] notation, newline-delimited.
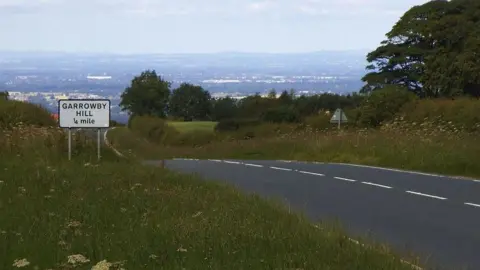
[0, 0, 431, 54]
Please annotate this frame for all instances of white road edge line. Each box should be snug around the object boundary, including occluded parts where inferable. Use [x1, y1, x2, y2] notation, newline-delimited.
[244, 163, 263, 167]
[276, 160, 480, 183]
[345, 237, 422, 270]
[208, 159, 222, 162]
[224, 160, 241, 164]
[270, 166, 292, 171]
[298, 171, 324, 176]
[361, 181, 392, 189]
[334, 176, 356, 182]
[405, 191, 447, 200]
[103, 127, 125, 158]
[464, 202, 480, 208]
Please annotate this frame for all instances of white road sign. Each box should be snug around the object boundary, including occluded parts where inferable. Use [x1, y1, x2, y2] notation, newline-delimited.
[58, 99, 111, 128]
[330, 108, 348, 123]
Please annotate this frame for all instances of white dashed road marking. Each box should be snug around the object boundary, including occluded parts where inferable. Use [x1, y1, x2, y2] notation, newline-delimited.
[244, 163, 263, 167]
[270, 166, 292, 171]
[361, 182, 392, 189]
[464, 202, 480, 208]
[298, 171, 325, 176]
[406, 191, 447, 200]
[334, 176, 356, 182]
[201, 159, 479, 211]
[224, 161, 241, 164]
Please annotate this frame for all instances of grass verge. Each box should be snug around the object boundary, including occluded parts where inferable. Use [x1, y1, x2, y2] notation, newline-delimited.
[167, 121, 217, 133]
[108, 126, 480, 179]
[0, 125, 419, 269]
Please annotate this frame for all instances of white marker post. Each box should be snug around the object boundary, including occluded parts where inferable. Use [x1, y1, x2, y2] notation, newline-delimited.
[330, 108, 348, 129]
[58, 99, 111, 161]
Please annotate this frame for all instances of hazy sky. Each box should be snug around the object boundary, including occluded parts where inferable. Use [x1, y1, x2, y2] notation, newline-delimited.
[1, 0, 430, 54]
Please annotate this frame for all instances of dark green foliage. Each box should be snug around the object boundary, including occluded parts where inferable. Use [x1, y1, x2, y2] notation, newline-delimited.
[169, 83, 212, 121]
[363, 0, 480, 98]
[262, 106, 301, 123]
[357, 86, 418, 127]
[0, 99, 56, 129]
[0, 91, 9, 100]
[211, 96, 238, 121]
[119, 70, 171, 117]
[215, 118, 262, 132]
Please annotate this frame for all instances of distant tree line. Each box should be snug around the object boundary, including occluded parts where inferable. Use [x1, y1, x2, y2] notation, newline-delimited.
[119, 70, 365, 124]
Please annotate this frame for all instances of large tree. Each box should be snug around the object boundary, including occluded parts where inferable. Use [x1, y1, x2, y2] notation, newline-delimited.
[211, 96, 238, 120]
[168, 83, 212, 121]
[362, 0, 480, 98]
[119, 70, 171, 117]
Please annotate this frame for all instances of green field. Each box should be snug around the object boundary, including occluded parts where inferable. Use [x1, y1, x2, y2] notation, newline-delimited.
[167, 121, 217, 133]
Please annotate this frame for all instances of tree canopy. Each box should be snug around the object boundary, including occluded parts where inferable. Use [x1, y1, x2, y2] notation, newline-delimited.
[168, 83, 212, 121]
[362, 0, 480, 98]
[119, 70, 171, 117]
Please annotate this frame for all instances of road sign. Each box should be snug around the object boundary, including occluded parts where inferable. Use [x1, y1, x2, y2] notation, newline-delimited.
[58, 99, 110, 128]
[58, 99, 110, 161]
[330, 108, 348, 123]
[330, 108, 348, 129]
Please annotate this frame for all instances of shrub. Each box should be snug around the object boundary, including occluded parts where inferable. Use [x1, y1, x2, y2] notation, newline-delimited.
[166, 130, 218, 146]
[304, 113, 331, 130]
[262, 106, 301, 123]
[357, 86, 417, 127]
[128, 115, 179, 144]
[109, 120, 125, 127]
[215, 118, 262, 132]
[0, 99, 56, 129]
[398, 98, 480, 132]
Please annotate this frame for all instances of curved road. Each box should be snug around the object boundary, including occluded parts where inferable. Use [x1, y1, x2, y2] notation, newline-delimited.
[151, 158, 480, 270]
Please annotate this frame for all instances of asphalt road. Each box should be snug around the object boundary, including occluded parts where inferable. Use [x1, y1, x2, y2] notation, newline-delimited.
[156, 158, 480, 270]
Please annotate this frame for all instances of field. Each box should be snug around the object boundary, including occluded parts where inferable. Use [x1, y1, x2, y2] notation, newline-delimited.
[0, 101, 416, 269]
[167, 120, 217, 133]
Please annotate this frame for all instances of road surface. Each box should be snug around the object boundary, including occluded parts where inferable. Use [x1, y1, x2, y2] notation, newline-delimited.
[153, 158, 480, 270]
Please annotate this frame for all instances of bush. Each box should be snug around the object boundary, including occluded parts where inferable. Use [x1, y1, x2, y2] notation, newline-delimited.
[357, 86, 417, 127]
[0, 99, 56, 129]
[166, 130, 218, 146]
[215, 118, 262, 132]
[109, 120, 125, 127]
[128, 115, 179, 144]
[304, 113, 331, 130]
[262, 106, 301, 123]
[398, 98, 480, 132]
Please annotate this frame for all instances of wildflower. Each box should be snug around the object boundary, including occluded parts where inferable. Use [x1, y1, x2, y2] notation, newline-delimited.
[192, 211, 202, 218]
[67, 254, 90, 265]
[66, 220, 82, 228]
[92, 260, 112, 270]
[12, 258, 30, 268]
[177, 247, 187, 252]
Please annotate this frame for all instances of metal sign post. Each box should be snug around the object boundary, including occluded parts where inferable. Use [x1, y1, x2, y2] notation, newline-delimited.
[58, 99, 111, 161]
[97, 128, 101, 161]
[68, 128, 72, 160]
